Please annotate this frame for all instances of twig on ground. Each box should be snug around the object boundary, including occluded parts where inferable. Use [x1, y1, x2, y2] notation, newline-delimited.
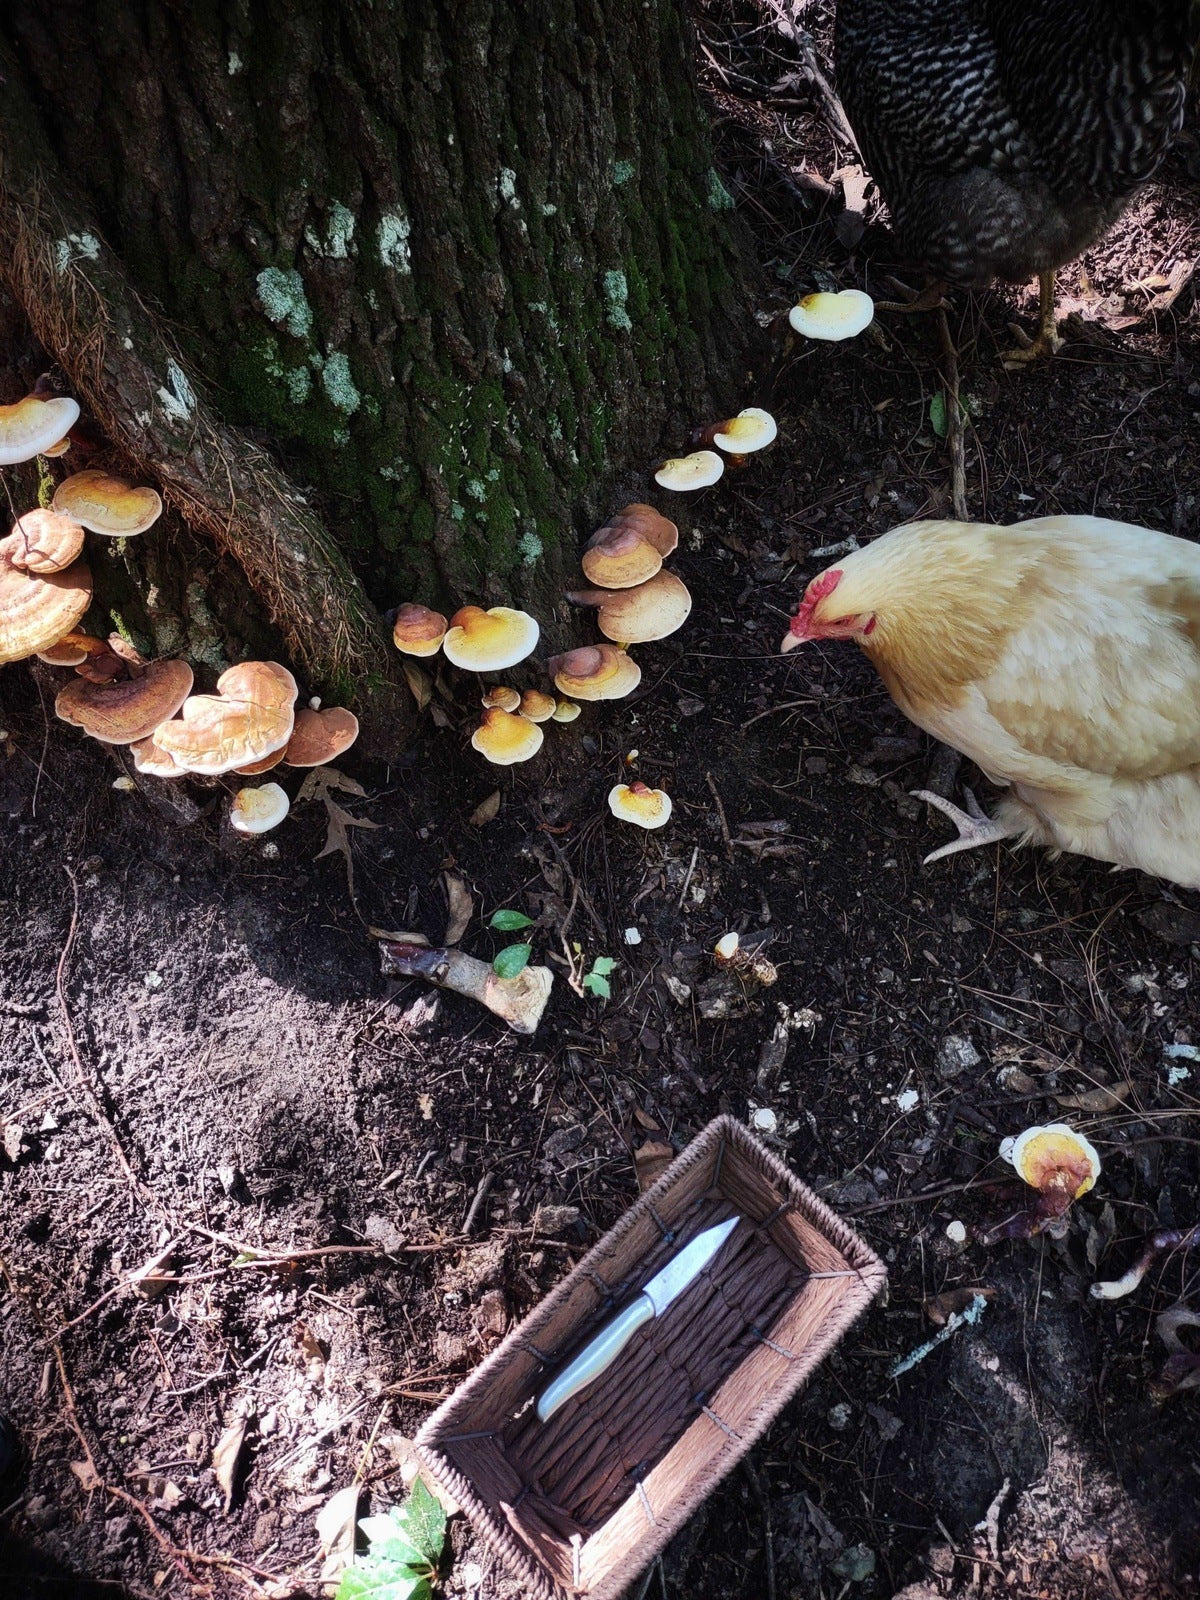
[706, 771, 734, 856]
[462, 1171, 495, 1236]
[742, 1458, 778, 1600]
[936, 305, 969, 519]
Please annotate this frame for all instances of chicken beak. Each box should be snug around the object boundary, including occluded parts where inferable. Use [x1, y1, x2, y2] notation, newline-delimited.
[780, 625, 804, 653]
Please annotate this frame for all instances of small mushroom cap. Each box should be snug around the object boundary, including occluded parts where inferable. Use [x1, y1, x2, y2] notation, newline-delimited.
[230, 782, 291, 835]
[55, 657, 194, 744]
[654, 450, 724, 491]
[551, 698, 581, 722]
[548, 644, 641, 700]
[153, 660, 298, 775]
[0, 553, 93, 665]
[0, 394, 81, 467]
[38, 632, 94, 667]
[52, 470, 163, 536]
[42, 436, 71, 458]
[714, 932, 740, 962]
[283, 705, 360, 766]
[233, 745, 287, 776]
[712, 407, 777, 454]
[567, 569, 691, 644]
[519, 690, 557, 723]
[1001, 1123, 1101, 1199]
[130, 731, 188, 778]
[392, 603, 449, 657]
[470, 707, 544, 764]
[481, 685, 522, 712]
[582, 525, 663, 589]
[443, 605, 540, 672]
[608, 781, 672, 829]
[593, 504, 678, 558]
[1, 509, 86, 574]
[788, 289, 875, 341]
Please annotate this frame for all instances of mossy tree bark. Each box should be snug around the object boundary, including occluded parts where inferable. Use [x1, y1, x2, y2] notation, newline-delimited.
[0, 0, 754, 703]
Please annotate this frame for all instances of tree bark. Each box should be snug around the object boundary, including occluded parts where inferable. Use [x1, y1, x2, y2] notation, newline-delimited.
[0, 0, 756, 700]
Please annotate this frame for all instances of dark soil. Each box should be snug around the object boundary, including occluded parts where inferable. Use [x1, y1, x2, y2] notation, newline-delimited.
[3, 6, 1200, 1600]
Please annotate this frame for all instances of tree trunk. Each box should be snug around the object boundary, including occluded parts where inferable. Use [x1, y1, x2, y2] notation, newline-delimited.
[0, 0, 755, 714]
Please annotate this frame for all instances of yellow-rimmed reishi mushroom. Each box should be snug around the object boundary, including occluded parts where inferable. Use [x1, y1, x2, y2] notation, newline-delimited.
[711, 407, 777, 455]
[548, 644, 641, 701]
[230, 782, 291, 835]
[1001, 1123, 1100, 1202]
[392, 603, 448, 657]
[38, 633, 95, 667]
[551, 698, 581, 722]
[567, 569, 691, 644]
[52, 470, 163, 537]
[1, 510, 86, 574]
[130, 731, 187, 779]
[0, 394, 80, 467]
[283, 706, 360, 766]
[0, 549, 93, 666]
[788, 289, 875, 341]
[519, 690, 556, 723]
[581, 505, 679, 589]
[55, 658, 194, 745]
[443, 605, 539, 672]
[152, 661, 298, 775]
[653, 450, 724, 492]
[481, 685, 522, 713]
[608, 781, 672, 829]
[471, 707, 544, 765]
[42, 437, 71, 459]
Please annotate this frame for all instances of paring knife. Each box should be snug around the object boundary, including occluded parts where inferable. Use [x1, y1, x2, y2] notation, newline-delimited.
[536, 1215, 739, 1422]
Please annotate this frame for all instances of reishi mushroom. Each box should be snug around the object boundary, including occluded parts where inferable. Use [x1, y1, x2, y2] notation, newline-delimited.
[443, 605, 540, 672]
[55, 658, 195, 744]
[711, 406, 777, 454]
[392, 603, 449, 657]
[0, 393, 81, 467]
[471, 707, 544, 764]
[152, 661, 298, 775]
[653, 450, 724, 491]
[608, 781, 672, 829]
[52, 470, 163, 537]
[788, 289, 875, 341]
[551, 699, 581, 722]
[0, 549, 93, 666]
[283, 706, 360, 767]
[130, 731, 187, 779]
[581, 505, 679, 589]
[567, 569, 691, 644]
[548, 644, 641, 701]
[1, 509, 86, 574]
[1002, 1123, 1101, 1201]
[230, 783, 291, 835]
[518, 690, 557, 723]
[481, 686, 522, 713]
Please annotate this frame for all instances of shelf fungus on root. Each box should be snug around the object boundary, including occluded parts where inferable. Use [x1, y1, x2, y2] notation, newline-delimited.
[713, 931, 778, 987]
[379, 939, 554, 1035]
[566, 569, 691, 645]
[391, 603, 449, 658]
[52, 470, 163, 537]
[690, 407, 778, 461]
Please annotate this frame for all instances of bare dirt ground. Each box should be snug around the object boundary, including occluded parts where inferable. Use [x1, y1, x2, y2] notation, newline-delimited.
[3, 5, 1200, 1599]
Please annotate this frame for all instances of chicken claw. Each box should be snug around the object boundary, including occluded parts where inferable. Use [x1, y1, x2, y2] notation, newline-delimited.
[910, 787, 1015, 864]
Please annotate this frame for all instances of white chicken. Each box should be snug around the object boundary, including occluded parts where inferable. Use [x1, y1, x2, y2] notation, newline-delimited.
[781, 515, 1200, 888]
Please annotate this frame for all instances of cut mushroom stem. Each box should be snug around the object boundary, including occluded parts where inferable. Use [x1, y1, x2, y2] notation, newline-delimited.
[1090, 1224, 1200, 1301]
[379, 940, 554, 1035]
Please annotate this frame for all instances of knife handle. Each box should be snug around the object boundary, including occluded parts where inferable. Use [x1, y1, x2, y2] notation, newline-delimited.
[536, 1293, 655, 1422]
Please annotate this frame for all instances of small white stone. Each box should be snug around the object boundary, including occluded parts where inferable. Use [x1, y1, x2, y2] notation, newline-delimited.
[750, 1106, 778, 1135]
[261, 842, 280, 859]
[945, 1220, 967, 1244]
[623, 926, 641, 945]
[143, 971, 163, 991]
[895, 1088, 920, 1113]
[460, 1563, 484, 1589]
[112, 775, 136, 792]
[827, 1402, 853, 1431]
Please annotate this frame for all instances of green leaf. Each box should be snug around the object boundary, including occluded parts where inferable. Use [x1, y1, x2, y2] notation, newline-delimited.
[401, 1480, 447, 1564]
[335, 1486, 446, 1600]
[929, 392, 947, 438]
[590, 956, 617, 976]
[582, 971, 611, 1000]
[492, 943, 532, 980]
[489, 909, 534, 931]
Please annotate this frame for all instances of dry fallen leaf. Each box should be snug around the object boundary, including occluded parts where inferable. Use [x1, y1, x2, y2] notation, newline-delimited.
[401, 658, 433, 710]
[1054, 1084, 1130, 1113]
[468, 789, 501, 827]
[924, 1286, 996, 1326]
[130, 1240, 180, 1299]
[634, 1139, 675, 1193]
[315, 1482, 360, 1583]
[443, 871, 474, 945]
[2, 1122, 25, 1163]
[212, 1414, 248, 1513]
[297, 766, 381, 903]
[70, 1458, 101, 1492]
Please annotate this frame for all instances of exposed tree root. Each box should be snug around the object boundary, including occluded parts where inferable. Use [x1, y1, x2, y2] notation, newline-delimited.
[0, 41, 407, 736]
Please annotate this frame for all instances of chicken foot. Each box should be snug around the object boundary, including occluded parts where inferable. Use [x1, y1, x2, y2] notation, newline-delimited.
[1001, 270, 1063, 366]
[910, 787, 1018, 864]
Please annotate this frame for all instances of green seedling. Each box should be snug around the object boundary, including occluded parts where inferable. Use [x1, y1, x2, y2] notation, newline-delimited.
[336, 1478, 447, 1600]
[582, 954, 617, 999]
[489, 908, 534, 979]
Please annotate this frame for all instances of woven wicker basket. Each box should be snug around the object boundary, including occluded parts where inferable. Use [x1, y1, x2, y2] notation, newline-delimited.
[416, 1114, 886, 1600]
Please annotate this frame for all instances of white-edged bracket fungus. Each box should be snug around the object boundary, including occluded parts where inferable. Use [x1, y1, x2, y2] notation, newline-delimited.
[153, 660, 298, 775]
[582, 505, 679, 589]
[654, 450, 724, 492]
[519, 690, 557, 724]
[551, 698, 581, 722]
[481, 685, 522, 713]
[0, 549, 93, 666]
[549, 644, 641, 701]
[230, 782, 291, 835]
[55, 658, 195, 745]
[1, 509, 86, 574]
[444, 605, 539, 672]
[471, 707, 544, 764]
[608, 780, 672, 829]
[788, 289, 875, 341]
[392, 603, 449, 657]
[130, 731, 187, 779]
[567, 568, 691, 645]
[283, 705, 360, 767]
[233, 746, 287, 776]
[53, 470, 163, 537]
[0, 394, 80, 467]
[38, 632, 94, 667]
[711, 406, 777, 454]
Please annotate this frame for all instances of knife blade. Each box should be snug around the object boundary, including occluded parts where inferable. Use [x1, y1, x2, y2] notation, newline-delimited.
[536, 1215, 739, 1422]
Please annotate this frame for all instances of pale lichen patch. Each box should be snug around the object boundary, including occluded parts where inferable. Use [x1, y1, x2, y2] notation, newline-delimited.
[603, 270, 633, 332]
[156, 358, 197, 424]
[305, 201, 356, 259]
[256, 267, 313, 339]
[320, 352, 361, 415]
[377, 211, 413, 272]
[52, 233, 101, 274]
[706, 168, 736, 211]
[518, 530, 544, 566]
